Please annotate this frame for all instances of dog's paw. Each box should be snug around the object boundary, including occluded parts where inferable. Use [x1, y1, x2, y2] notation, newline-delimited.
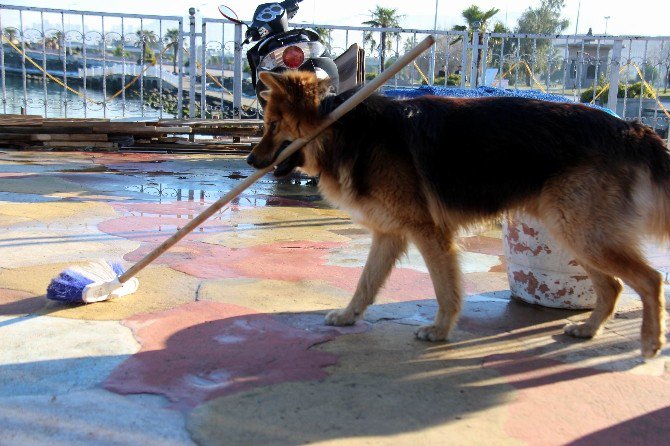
[564, 322, 599, 338]
[325, 308, 357, 326]
[641, 333, 664, 359]
[415, 324, 448, 342]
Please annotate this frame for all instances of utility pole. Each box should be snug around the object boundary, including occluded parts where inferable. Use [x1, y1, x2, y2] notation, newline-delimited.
[574, 0, 581, 35]
[428, 0, 439, 85]
[604, 16, 611, 35]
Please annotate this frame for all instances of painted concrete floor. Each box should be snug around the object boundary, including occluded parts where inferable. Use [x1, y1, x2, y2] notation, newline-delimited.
[1, 150, 669, 446]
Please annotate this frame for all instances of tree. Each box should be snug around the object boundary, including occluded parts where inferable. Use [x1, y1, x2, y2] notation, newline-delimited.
[3, 27, 19, 45]
[314, 27, 332, 54]
[452, 5, 500, 86]
[135, 29, 158, 65]
[637, 64, 660, 84]
[113, 44, 130, 58]
[484, 22, 513, 85]
[362, 6, 403, 73]
[163, 28, 180, 74]
[515, 0, 570, 86]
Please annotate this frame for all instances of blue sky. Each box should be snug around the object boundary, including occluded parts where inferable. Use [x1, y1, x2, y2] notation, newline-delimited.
[4, 0, 669, 37]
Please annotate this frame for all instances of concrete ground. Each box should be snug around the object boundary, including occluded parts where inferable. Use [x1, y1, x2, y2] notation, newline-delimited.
[1, 150, 669, 446]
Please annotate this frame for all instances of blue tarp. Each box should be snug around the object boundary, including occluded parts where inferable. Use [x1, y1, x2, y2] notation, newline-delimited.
[383, 85, 618, 117]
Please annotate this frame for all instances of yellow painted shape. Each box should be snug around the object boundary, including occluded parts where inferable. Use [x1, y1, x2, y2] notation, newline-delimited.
[198, 278, 389, 313]
[204, 206, 356, 248]
[188, 324, 520, 445]
[0, 201, 117, 224]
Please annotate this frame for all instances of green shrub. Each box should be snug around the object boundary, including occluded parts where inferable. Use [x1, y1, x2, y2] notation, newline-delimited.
[580, 82, 655, 103]
[422, 73, 461, 86]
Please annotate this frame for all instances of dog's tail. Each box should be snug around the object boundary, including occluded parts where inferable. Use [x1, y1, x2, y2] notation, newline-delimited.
[633, 122, 670, 243]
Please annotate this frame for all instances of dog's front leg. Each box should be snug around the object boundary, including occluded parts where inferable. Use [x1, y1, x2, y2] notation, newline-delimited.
[412, 229, 462, 341]
[325, 232, 407, 326]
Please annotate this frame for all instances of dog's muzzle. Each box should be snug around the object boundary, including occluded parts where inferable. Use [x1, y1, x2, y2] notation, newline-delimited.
[246, 141, 303, 177]
[273, 141, 304, 177]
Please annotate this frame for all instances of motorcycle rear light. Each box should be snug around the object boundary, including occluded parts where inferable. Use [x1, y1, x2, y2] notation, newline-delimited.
[282, 46, 305, 69]
[259, 42, 325, 71]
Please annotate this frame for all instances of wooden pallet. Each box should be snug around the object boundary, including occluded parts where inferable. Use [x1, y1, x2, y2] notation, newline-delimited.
[0, 114, 263, 153]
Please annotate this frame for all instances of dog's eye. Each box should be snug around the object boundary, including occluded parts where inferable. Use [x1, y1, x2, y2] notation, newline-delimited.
[267, 121, 278, 133]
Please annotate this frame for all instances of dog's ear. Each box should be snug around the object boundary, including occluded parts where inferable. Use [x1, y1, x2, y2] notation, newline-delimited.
[259, 90, 271, 101]
[259, 72, 285, 93]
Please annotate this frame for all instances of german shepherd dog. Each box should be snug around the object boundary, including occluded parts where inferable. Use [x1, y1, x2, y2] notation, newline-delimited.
[247, 71, 670, 358]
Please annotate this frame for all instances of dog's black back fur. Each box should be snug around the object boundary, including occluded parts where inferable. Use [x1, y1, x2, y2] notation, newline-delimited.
[319, 92, 670, 216]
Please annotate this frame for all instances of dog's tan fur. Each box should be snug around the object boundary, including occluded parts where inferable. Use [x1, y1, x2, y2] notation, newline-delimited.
[249, 71, 670, 358]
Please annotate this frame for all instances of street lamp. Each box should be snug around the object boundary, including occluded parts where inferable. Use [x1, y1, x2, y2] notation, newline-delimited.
[604, 16, 611, 35]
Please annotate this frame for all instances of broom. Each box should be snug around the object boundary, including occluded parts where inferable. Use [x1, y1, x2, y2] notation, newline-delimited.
[46, 35, 436, 304]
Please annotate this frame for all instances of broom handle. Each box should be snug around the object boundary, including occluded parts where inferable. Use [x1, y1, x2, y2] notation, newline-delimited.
[119, 35, 436, 283]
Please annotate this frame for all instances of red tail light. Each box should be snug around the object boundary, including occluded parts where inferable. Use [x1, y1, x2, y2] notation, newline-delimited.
[282, 46, 305, 69]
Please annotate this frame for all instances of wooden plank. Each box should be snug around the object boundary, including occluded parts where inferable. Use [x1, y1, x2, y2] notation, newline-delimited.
[41, 121, 104, 128]
[0, 126, 93, 134]
[156, 136, 190, 143]
[155, 119, 260, 126]
[187, 128, 262, 137]
[29, 134, 109, 142]
[90, 125, 191, 134]
[0, 133, 32, 141]
[41, 141, 118, 148]
[45, 118, 110, 123]
[0, 114, 44, 126]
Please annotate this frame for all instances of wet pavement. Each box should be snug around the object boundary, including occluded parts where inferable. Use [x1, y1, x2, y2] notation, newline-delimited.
[1, 150, 669, 445]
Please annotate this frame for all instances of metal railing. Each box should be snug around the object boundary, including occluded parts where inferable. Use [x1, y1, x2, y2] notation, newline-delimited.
[0, 3, 668, 143]
[0, 3, 183, 119]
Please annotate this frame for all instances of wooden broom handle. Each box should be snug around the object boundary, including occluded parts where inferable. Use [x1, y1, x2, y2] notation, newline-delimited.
[119, 35, 436, 283]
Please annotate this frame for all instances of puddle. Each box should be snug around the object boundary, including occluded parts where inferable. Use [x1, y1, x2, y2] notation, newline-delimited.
[124, 181, 326, 208]
[58, 166, 113, 173]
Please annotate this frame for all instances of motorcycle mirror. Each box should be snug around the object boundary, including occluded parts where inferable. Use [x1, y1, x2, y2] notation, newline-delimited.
[218, 5, 245, 25]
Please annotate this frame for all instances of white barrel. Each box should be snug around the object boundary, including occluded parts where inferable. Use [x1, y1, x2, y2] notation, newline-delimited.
[503, 214, 596, 309]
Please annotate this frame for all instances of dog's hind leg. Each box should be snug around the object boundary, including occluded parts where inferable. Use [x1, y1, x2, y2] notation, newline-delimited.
[570, 249, 664, 358]
[542, 209, 665, 357]
[564, 264, 623, 338]
[325, 231, 407, 326]
[411, 227, 462, 342]
[541, 168, 667, 357]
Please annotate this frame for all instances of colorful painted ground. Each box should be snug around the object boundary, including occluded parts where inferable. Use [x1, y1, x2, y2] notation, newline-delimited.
[1, 150, 669, 445]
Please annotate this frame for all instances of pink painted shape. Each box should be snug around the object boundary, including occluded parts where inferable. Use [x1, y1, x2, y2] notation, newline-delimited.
[99, 204, 437, 301]
[121, 239, 436, 301]
[484, 352, 670, 445]
[104, 301, 368, 409]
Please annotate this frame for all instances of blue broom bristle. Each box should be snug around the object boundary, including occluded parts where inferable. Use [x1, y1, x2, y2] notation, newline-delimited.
[46, 269, 93, 303]
[46, 261, 126, 303]
[109, 261, 125, 276]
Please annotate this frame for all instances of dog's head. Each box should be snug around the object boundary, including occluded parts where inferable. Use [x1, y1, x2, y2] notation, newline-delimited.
[247, 71, 331, 177]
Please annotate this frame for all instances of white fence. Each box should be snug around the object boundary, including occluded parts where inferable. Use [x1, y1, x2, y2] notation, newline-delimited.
[0, 3, 668, 141]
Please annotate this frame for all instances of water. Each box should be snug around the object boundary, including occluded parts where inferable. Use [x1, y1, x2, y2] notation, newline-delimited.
[1, 75, 165, 119]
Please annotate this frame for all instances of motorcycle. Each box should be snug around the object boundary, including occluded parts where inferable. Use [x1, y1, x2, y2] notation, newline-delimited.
[219, 1, 364, 110]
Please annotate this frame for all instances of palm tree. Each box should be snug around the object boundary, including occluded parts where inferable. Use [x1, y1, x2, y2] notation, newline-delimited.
[3, 27, 19, 45]
[451, 5, 499, 86]
[163, 28, 180, 73]
[314, 27, 332, 53]
[135, 29, 158, 65]
[362, 6, 403, 73]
